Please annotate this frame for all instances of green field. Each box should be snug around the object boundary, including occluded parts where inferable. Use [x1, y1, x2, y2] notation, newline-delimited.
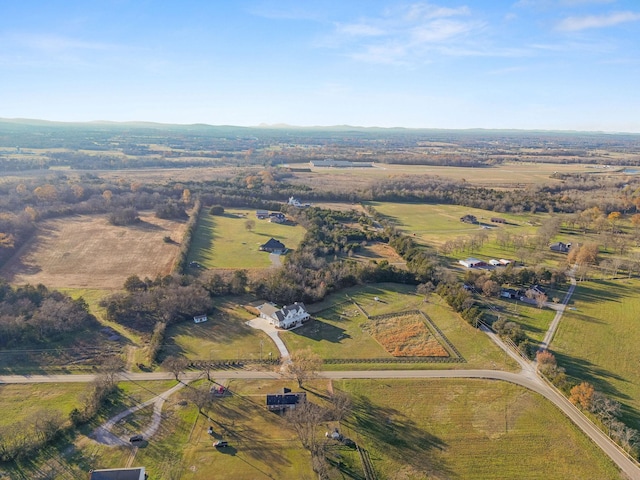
[366, 201, 543, 248]
[164, 298, 274, 362]
[282, 283, 519, 371]
[187, 209, 306, 269]
[483, 295, 558, 343]
[552, 279, 640, 427]
[334, 378, 622, 479]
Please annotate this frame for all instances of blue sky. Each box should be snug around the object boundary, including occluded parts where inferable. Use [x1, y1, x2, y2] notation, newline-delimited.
[1, 0, 639, 131]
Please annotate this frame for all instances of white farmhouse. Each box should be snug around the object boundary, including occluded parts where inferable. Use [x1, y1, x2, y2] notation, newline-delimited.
[258, 302, 310, 329]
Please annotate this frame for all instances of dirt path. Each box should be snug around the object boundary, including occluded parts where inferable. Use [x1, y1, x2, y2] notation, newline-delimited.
[91, 380, 190, 446]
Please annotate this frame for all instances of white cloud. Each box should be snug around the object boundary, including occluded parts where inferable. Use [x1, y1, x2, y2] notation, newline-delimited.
[558, 11, 640, 31]
[326, 2, 487, 64]
[515, 0, 615, 7]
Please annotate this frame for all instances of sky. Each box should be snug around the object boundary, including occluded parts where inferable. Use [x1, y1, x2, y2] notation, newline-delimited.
[1, 0, 639, 132]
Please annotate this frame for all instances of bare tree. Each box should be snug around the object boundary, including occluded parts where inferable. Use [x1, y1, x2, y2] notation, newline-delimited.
[285, 348, 322, 388]
[328, 390, 352, 423]
[534, 293, 548, 309]
[162, 355, 190, 381]
[245, 219, 256, 232]
[184, 385, 212, 415]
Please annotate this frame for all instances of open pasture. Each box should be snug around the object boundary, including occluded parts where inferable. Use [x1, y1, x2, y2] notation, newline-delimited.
[0, 212, 188, 289]
[336, 378, 622, 479]
[366, 201, 542, 248]
[552, 279, 640, 427]
[187, 209, 306, 269]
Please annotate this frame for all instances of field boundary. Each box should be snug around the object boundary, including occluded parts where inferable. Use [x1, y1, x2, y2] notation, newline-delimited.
[366, 309, 465, 362]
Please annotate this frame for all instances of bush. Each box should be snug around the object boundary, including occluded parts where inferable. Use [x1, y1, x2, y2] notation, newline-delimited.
[209, 205, 225, 215]
[108, 207, 139, 226]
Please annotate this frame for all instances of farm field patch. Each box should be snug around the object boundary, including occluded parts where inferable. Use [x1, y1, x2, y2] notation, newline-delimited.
[187, 209, 306, 269]
[552, 279, 640, 427]
[0, 212, 188, 289]
[335, 378, 622, 479]
[366, 201, 543, 248]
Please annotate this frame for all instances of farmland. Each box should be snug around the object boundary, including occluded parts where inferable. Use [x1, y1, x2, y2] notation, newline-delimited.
[335, 378, 622, 479]
[187, 209, 306, 269]
[551, 278, 640, 427]
[366, 201, 543, 248]
[0, 212, 188, 290]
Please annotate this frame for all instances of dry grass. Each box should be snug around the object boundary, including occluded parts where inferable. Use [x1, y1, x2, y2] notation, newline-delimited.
[0, 212, 188, 289]
[363, 313, 449, 357]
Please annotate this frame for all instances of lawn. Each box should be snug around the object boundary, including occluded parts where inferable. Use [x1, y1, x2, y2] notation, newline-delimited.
[551, 279, 640, 427]
[483, 295, 557, 343]
[164, 298, 274, 362]
[282, 283, 518, 371]
[331, 378, 622, 479]
[187, 209, 306, 269]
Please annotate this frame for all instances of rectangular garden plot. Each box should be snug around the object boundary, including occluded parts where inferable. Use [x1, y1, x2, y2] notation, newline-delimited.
[362, 310, 462, 360]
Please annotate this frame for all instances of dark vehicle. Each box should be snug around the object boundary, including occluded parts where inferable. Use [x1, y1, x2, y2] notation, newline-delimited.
[213, 440, 228, 448]
[129, 434, 143, 443]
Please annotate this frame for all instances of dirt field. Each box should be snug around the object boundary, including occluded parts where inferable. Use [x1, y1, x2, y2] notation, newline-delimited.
[0, 213, 188, 289]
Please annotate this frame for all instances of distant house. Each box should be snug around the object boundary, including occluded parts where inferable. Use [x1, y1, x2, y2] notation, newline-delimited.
[89, 467, 146, 480]
[287, 196, 310, 208]
[499, 259, 512, 266]
[258, 302, 310, 329]
[530, 285, 546, 295]
[550, 242, 571, 253]
[460, 214, 478, 224]
[269, 212, 286, 223]
[266, 388, 306, 412]
[501, 288, 521, 299]
[489, 259, 501, 266]
[491, 217, 506, 224]
[193, 314, 208, 324]
[256, 209, 269, 219]
[310, 159, 372, 168]
[260, 238, 285, 253]
[459, 258, 487, 268]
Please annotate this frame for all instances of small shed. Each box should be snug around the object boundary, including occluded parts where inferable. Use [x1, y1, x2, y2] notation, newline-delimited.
[193, 314, 208, 324]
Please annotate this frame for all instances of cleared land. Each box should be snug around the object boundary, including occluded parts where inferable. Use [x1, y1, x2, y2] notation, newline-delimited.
[0, 213, 188, 289]
[366, 201, 543, 248]
[552, 279, 640, 428]
[335, 378, 622, 479]
[187, 209, 306, 269]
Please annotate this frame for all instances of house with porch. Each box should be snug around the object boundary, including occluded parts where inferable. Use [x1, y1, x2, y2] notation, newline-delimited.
[266, 388, 306, 412]
[257, 302, 310, 329]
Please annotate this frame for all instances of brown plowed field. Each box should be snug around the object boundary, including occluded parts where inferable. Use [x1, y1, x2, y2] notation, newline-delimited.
[0, 213, 187, 289]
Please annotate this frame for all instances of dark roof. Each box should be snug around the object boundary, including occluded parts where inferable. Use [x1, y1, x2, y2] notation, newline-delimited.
[261, 238, 285, 250]
[273, 303, 308, 322]
[266, 391, 306, 406]
[90, 468, 145, 480]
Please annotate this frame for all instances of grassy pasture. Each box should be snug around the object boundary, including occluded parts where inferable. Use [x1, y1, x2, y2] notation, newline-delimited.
[0, 212, 188, 289]
[163, 298, 273, 362]
[552, 279, 640, 427]
[333, 378, 622, 479]
[187, 209, 306, 269]
[366, 201, 542, 248]
[282, 283, 518, 370]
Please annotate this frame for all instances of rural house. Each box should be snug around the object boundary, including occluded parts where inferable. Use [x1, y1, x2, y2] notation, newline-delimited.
[193, 314, 208, 324]
[266, 388, 306, 412]
[459, 258, 487, 268]
[269, 212, 286, 223]
[460, 214, 478, 224]
[259, 238, 285, 253]
[257, 302, 310, 329]
[256, 209, 269, 219]
[89, 467, 146, 480]
[550, 242, 571, 253]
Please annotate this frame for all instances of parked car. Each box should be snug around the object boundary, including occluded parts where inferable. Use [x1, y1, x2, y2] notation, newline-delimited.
[129, 434, 143, 443]
[213, 440, 228, 448]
